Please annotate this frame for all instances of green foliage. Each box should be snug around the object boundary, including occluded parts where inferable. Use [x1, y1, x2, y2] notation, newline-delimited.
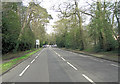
[2, 2, 51, 54]
[19, 26, 35, 51]
[88, 1, 117, 52]
[53, 1, 118, 53]
[2, 3, 21, 54]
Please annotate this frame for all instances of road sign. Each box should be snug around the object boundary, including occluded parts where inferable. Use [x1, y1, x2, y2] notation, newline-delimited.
[36, 39, 40, 45]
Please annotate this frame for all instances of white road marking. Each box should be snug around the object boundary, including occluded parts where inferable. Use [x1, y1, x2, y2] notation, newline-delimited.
[31, 59, 35, 63]
[58, 54, 61, 57]
[61, 57, 66, 61]
[79, 55, 88, 57]
[19, 65, 30, 76]
[82, 74, 95, 84]
[111, 64, 119, 67]
[53, 50, 58, 55]
[53, 51, 61, 57]
[19, 48, 44, 76]
[36, 49, 44, 56]
[67, 62, 78, 70]
[35, 56, 38, 58]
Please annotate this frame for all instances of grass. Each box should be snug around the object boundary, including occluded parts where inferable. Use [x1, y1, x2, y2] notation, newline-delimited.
[0, 48, 42, 75]
[2, 48, 37, 61]
[83, 48, 94, 52]
[82, 47, 118, 56]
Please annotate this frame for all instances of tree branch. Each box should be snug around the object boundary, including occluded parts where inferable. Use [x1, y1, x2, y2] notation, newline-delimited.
[79, 10, 94, 17]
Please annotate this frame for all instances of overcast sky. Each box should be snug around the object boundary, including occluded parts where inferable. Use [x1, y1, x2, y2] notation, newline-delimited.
[22, 0, 115, 34]
[22, 0, 92, 34]
[1, 0, 117, 34]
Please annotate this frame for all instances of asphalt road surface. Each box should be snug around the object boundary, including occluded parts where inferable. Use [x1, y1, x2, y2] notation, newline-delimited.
[1, 48, 119, 83]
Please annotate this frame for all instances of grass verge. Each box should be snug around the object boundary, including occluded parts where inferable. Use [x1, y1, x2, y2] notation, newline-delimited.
[61, 48, 118, 62]
[2, 48, 37, 61]
[0, 48, 42, 75]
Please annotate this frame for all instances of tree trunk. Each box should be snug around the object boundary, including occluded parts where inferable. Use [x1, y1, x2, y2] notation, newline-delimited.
[13, 8, 33, 53]
[118, 20, 120, 56]
[75, 0, 84, 50]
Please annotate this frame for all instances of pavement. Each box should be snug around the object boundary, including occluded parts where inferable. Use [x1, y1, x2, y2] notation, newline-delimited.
[0, 48, 119, 83]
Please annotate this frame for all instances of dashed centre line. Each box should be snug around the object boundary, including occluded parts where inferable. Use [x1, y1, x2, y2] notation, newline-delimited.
[53, 49, 100, 84]
[31, 59, 35, 64]
[61, 57, 66, 61]
[52, 48, 119, 84]
[35, 56, 38, 58]
[82, 74, 95, 84]
[67, 62, 78, 70]
[19, 65, 30, 77]
[19, 49, 44, 77]
[53, 50, 78, 70]
[58, 54, 61, 57]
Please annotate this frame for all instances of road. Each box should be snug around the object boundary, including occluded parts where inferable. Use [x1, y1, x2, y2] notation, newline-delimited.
[1, 48, 119, 83]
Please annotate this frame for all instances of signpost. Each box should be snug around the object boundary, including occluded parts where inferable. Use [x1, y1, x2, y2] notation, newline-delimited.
[36, 39, 40, 48]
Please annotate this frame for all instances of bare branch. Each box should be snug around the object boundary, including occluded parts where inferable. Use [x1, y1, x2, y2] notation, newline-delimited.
[79, 10, 94, 17]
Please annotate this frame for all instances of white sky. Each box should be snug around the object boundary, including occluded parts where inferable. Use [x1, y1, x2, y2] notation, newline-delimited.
[22, 0, 116, 34]
[22, 0, 92, 34]
[41, 0, 90, 34]
[41, 0, 92, 34]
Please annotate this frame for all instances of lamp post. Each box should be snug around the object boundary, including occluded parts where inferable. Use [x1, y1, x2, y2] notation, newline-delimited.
[117, 1, 120, 56]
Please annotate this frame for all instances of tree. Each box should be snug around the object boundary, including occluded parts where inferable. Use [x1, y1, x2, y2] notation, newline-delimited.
[2, 1, 51, 54]
[14, 2, 51, 52]
[53, 0, 85, 50]
[53, 0, 118, 53]
[2, 2, 21, 54]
